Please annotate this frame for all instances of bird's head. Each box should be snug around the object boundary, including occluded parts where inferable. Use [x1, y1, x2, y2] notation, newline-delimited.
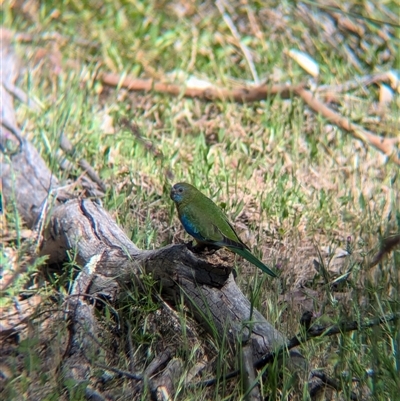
[170, 182, 197, 204]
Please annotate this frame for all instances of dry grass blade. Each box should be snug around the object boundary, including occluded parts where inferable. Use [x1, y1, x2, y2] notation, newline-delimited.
[215, 0, 259, 84]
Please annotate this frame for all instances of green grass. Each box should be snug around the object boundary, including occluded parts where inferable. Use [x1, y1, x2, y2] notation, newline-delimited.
[1, 0, 399, 399]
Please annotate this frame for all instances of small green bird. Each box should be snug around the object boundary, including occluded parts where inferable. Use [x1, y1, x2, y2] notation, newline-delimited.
[170, 182, 277, 278]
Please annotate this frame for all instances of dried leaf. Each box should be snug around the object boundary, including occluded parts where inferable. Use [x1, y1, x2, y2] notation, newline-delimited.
[387, 70, 400, 93]
[167, 69, 213, 89]
[288, 49, 320, 77]
[379, 84, 394, 107]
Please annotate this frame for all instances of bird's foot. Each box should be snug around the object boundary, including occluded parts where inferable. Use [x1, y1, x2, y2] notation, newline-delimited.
[202, 245, 219, 255]
[186, 242, 219, 255]
[186, 241, 205, 253]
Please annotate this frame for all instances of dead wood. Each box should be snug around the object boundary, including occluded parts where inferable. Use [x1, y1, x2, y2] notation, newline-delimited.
[316, 71, 398, 94]
[2, 141, 306, 392]
[295, 87, 400, 165]
[38, 197, 300, 364]
[0, 29, 61, 226]
[59, 133, 107, 194]
[368, 234, 400, 269]
[309, 370, 358, 401]
[101, 72, 305, 102]
[150, 358, 183, 401]
[241, 343, 261, 401]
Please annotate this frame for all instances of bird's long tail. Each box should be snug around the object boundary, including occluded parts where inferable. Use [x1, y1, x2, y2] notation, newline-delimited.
[231, 247, 278, 278]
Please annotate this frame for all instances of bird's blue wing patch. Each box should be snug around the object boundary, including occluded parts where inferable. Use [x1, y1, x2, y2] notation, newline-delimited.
[180, 214, 206, 242]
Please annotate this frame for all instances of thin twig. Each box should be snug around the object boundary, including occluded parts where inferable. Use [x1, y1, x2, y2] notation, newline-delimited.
[0, 119, 24, 153]
[101, 72, 304, 102]
[254, 312, 400, 369]
[60, 133, 107, 192]
[310, 370, 359, 401]
[3, 82, 41, 112]
[94, 363, 143, 381]
[300, 0, 400, 27]
[127, 322, 136, 374]
[14, 31, 99, 48]
[369, 234, 400, 269]
[143, 349, 172, 378]
[316, 71, 397, 93]
[295, 87, 400, 165]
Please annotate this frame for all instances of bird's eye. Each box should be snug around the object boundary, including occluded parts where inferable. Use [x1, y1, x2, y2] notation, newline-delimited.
[178, 188, 183, 193]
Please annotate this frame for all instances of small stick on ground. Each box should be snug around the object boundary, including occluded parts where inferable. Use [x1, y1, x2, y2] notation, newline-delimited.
[368, 234, 400, 269]
[215, 0, 259, 84]
[295, 87, 400, 165]
[60, 133, 107, 193]
[100, 72, 304, 102]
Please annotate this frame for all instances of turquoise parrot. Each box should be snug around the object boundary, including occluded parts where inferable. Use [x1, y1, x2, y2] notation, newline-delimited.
[170, 182, 277, 278]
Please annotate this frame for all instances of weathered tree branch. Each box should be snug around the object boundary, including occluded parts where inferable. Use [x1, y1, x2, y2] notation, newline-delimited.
[368, 234, 400, 268]
[295, 87, 400, 165]
[39, 197, 299, 364]
[101, 72, 305, 102]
